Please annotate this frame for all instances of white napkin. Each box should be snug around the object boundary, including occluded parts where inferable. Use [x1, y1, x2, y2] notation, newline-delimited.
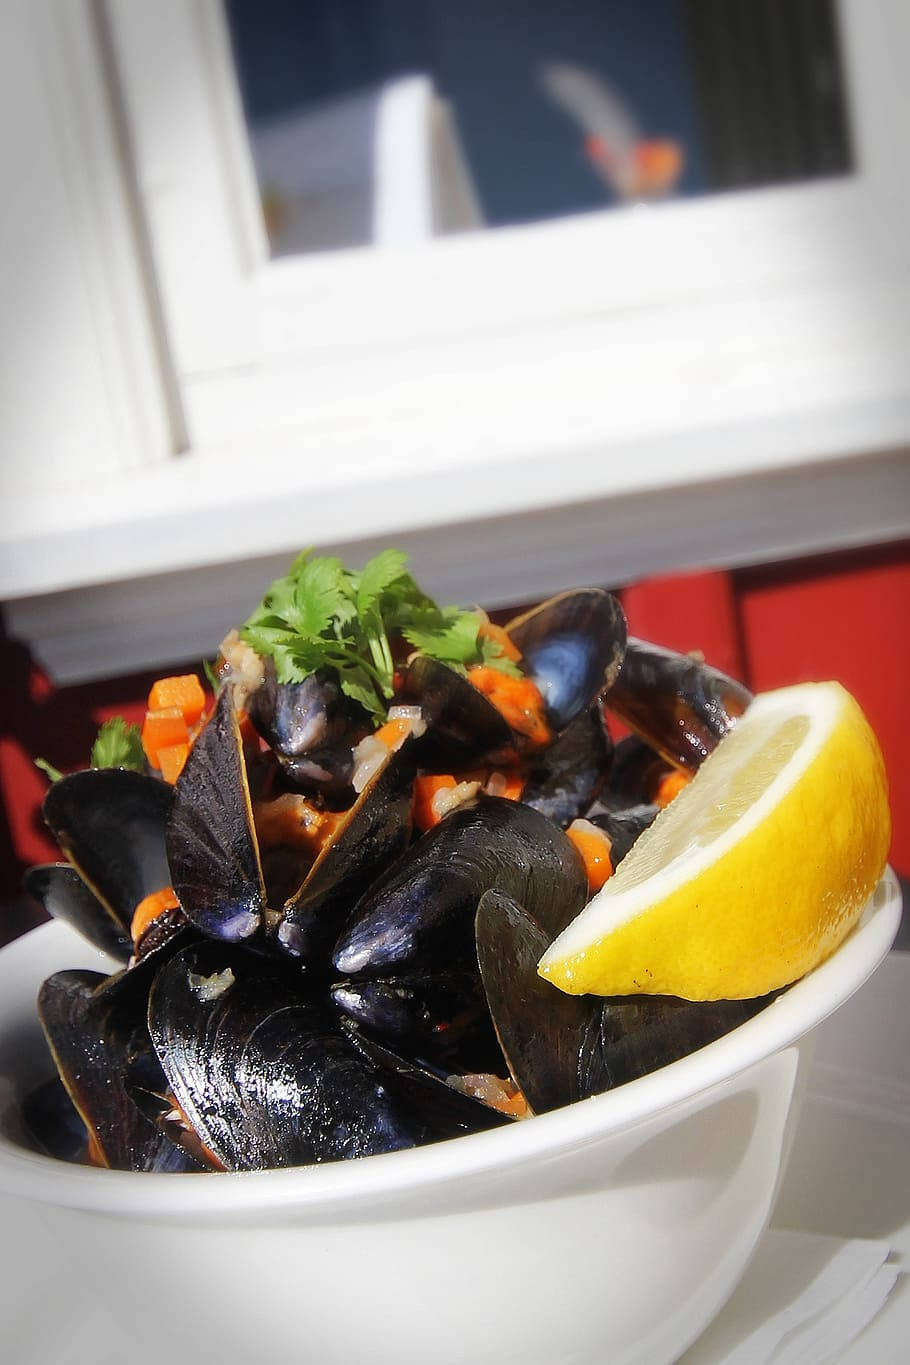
[681, 1228, 899, 1365]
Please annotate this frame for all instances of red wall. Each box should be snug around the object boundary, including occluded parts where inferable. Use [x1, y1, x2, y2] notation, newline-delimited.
[2, 540, 907, 944]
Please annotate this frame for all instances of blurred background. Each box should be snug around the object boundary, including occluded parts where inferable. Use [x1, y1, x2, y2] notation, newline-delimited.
[1, 0, 908, 943]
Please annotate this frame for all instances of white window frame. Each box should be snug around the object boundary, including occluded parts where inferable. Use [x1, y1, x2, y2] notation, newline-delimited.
[3, 0, 910, 681]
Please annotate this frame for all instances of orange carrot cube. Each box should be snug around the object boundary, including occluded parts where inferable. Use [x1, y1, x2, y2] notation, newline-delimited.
[148, 675, 206, 726]
[157, 741, 190, 785]
[141, 708, 190, 768]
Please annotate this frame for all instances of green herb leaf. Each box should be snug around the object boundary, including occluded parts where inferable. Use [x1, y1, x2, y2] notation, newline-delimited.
[90, 717, 145, 771]
[354, 548, 410, 617]
[202, 657, 220, 690]
[238, 547, 525, 721]
[34, 757, 64, 784]
[477, 634, 524, 677]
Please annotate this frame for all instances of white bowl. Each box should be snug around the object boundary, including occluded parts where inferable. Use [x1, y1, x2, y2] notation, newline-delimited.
[0, 871, 901, 1365]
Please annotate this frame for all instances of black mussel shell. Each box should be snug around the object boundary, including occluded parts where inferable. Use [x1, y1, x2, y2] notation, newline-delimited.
[520, 703, 613, 827]
[273, 741, 416, 967]
[280, 750, 357, 809]
[42, 769, 171, 935]
[586, 805, 659, 868]
[149, 942, 486, 1171]
[333, 795, 588, 979]
[401, 654, 515, 769]
[475, 891, 779, 1112]
[506, 589, 627, 732]
[341, 1023, 512, 1136]
[581, 993, 776, 1094]
[604, 734, 674, 808]
[331, 969, 502, 1072]
[24, 863, 132, 962]
[167, 686, 266, 942]
[475, 890, 601, 1114]
[21, 1075, 91, 1163]
[248, 663, 369, 807]
[605, 638, 752, 771]
[38, 966, 194, 1172]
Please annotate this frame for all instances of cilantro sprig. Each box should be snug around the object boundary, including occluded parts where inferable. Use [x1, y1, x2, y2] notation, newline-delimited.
[90, 717, 146, 771]
[240, 548, 520, 723]
[35, 715, 145, 785]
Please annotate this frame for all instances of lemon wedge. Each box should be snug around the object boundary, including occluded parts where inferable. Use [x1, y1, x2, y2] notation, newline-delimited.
[538, 682, 891, 1000]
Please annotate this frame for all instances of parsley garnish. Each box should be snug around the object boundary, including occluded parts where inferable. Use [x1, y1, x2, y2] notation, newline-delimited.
[90, 717, 146, 771]
[240, 548, 520, 722]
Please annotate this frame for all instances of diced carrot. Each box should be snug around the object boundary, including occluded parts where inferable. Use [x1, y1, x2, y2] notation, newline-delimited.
[141, 708, 190, 768]
[148, 674, 206, 726]
[373, 716, 413, 752]
[566, 821, 614, 892]
[467, 667, 551, 748]
[157, 742, 190, 785]
[132, 886, 180, 945]
[414, 774, 457, 832]
[654, 769, 691, 808]
[477, 620, 522, 663]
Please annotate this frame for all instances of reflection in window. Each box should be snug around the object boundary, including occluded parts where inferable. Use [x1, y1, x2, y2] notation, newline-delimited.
[225, 0, 853, 256]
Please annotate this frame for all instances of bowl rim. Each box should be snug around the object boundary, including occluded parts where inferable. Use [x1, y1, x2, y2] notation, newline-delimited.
[0, 867, 900, 1219]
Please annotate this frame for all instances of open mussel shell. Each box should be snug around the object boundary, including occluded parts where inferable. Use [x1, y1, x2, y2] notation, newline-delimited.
[248, 663, 369, 807]
[38, 966, 198, 1172]
[167, 686, 267, 942]
[149, 941, 501, 1171]
[332, 794, 588, 979]
[273, 741, 416, 967]
[520, 703, 613, 827]
[604, 637, 752, 771]
[42, 768, 172, 937]
[24, 863, 132, 962]
[475, 890, 600, 1115]
[506, 588, 627, 732]
[401, 653, 515, 769]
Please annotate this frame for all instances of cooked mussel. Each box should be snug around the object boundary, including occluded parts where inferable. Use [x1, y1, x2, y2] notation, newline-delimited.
[24, 863, 132, 963]
[330, 969, 501, 1072]
[168, 685, 416, 966]
[272, 742, 416, 967]
[38, 965, 199, 1172]
[475, 889, 600, 1114]
[167, 686, 266, 942]
[401, 654, 515, 768]
[148, 942, 506, 1171]
[332, 795, 588, 979]
[403, 589, 627, 768]
[41, 769, 172, 942]
[247, 662, 369, 807]
[604, 638, 752, 770]
[506, 588, 626, 731]
[475, 889, 776, 1113]
[520, 703, 613, 826]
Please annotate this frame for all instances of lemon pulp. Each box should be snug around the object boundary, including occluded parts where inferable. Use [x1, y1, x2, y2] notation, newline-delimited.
[538, 682, 890, 1000]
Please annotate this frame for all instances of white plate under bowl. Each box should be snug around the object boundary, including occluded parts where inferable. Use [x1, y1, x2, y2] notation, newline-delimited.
[0, 870, 901, 1365]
